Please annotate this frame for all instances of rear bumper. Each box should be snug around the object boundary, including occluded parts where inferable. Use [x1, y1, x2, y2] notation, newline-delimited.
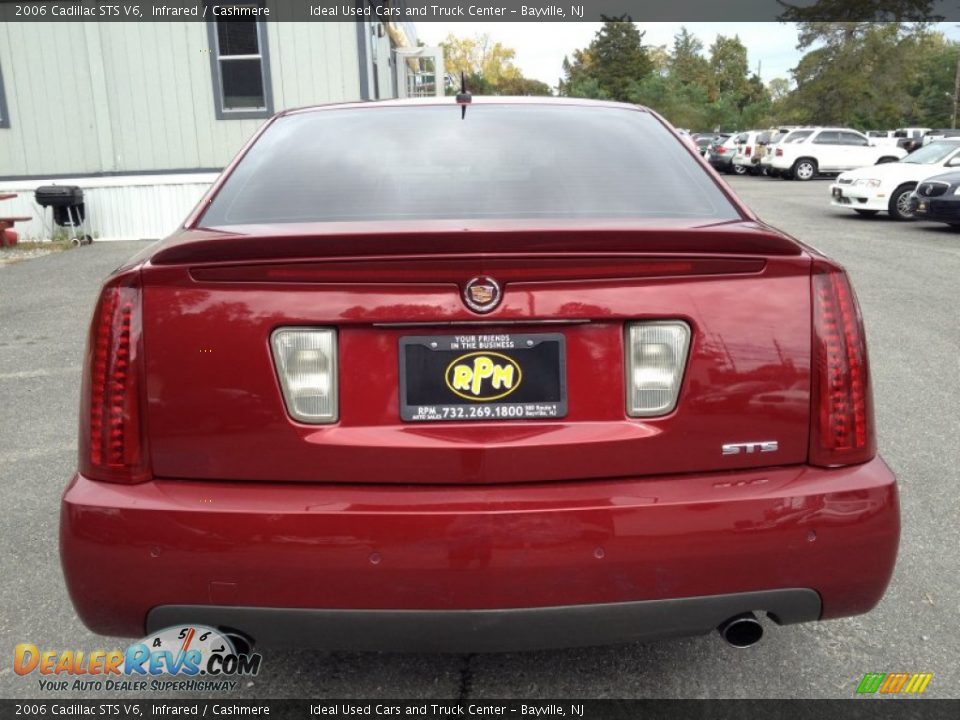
[148, 590, 821, 653]
[61, 458, 899, 649]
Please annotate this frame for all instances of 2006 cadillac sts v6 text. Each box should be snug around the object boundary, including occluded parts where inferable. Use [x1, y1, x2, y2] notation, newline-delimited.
[60, 97, 899, 652]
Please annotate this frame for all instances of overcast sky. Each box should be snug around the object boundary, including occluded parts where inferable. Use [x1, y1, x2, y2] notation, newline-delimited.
[416, 22, 960, 90]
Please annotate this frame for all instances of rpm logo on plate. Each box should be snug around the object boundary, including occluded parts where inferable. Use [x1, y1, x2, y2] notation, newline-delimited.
[445, 352, 522, 401]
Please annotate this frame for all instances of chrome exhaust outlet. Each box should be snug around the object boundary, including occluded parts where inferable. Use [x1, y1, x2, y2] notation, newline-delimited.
[219, 628, 255, 655]
[718, 612, 763, 648]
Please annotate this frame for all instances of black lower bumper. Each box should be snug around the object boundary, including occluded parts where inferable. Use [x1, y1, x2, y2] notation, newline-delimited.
[147, 588, 821, 653]
[914, 197, 960, 223]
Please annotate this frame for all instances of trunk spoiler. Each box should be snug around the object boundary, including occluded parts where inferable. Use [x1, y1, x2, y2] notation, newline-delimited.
[151, 221, 803, 266]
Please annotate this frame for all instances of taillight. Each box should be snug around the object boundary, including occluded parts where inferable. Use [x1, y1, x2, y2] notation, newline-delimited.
[79, 271, 149, 483]
[625, 321, 691, 417]
[810, 262, 875, 467]
[717, 147, 726, 155]
[745, 146, 752, 156]
[775, 148, 783, 157]
[271, 328, 338, 424]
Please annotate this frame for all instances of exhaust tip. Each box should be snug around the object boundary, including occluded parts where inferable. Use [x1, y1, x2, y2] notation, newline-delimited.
[718, 612, 764, 648]
[219, 628, 255, 655]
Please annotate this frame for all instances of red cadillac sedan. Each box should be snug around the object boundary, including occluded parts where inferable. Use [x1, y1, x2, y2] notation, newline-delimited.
[60, 97, 899, 652]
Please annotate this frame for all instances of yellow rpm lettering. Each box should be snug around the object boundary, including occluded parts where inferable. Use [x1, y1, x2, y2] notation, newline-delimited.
[491, 363, 514, 389]
[445, 353, 522, 401]
[471, 356, 495, 395]
[452, 364, 473, 391]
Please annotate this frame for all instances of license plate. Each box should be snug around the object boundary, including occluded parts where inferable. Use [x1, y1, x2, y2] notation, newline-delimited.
[399, 333, 567, 422]
[832, 187, 843, 198]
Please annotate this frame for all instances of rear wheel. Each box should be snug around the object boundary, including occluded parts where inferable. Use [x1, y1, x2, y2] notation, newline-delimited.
[732, 164, 748, 176]
[792, 159, 817, 181]
[854, 209, 880, 217]
[888, 185, 917, 220]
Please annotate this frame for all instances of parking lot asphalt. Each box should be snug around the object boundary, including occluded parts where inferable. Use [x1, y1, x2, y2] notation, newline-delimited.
[1, 177, 958, 699]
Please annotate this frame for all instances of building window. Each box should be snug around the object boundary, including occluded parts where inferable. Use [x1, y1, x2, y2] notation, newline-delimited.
[206, 8, 273, 120]
[0, 60, 9, 129]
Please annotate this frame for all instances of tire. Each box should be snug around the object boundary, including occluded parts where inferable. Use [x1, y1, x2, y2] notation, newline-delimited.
[854, 209, 880, 217]
[876, 156, 899, 164]
[888, 184, 917, 220]
[732, 164, 748, 176]
[791, 159, 817, 181]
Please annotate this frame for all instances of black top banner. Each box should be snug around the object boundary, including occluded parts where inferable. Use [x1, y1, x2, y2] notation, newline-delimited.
[0, 0, 957, 22]
[1, 701, 959, 720]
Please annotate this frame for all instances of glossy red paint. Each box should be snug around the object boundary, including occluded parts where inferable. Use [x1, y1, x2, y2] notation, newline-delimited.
[61, 98, 900, 645]
[61, 458, 898, 637]
[140, 246, 812, 485]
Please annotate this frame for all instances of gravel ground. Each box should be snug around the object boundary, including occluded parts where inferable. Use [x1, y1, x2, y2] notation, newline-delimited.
[0, 178, 957, 699]
[0, 247, 64, 266]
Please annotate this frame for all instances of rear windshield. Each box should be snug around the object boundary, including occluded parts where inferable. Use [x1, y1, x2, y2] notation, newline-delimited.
[200, 105, 740, 226]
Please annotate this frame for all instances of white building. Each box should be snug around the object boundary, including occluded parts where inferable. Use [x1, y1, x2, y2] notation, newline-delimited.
[0, 15, 443, 241]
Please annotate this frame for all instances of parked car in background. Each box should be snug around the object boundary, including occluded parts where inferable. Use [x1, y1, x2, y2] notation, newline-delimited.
[59, 97, 899, 652]
[731, 131, 765, 175]
[911, 170, 960, 227]
[693, 132, 731, 158]
[771, 128, 905, 181]
[759, 131, 790, 176]
[707, 134, 744, 174]
[867, 130, 896, 143]
[830, 140, 960, 219]
[754, 130, 790, 175]
[893, 128, 930, 153]
[922, 129, 960, 145]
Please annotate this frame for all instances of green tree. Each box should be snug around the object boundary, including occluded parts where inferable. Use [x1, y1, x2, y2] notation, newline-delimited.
[904, 31, 956, 126]
[439, 33, 550, 96]
[671, 26, 711, 87]
[782, 22, 946, 128]
[710, 35, 751, 103]
[559, 17, 652, 102]
[497, 76, 553, 96]
[767, 77, 791, 103]
[440, 33, 521, 86]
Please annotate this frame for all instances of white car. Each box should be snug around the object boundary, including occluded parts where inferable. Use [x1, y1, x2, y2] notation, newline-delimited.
[731, 131, 764, 174]
[771, 127, 906, 181]
[829, 140, 960, 219]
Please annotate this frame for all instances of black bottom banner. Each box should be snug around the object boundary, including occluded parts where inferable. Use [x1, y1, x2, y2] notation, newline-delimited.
[2, 700, 959, 720]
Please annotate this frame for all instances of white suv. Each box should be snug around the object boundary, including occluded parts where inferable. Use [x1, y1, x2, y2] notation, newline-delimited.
[771, 128, 906, 181]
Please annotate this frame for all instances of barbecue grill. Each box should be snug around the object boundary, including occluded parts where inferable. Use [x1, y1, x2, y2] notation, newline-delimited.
[34, 185, 93, 245]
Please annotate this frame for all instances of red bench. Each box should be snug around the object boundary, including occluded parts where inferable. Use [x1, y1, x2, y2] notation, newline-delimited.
[0, 193, 31, 247]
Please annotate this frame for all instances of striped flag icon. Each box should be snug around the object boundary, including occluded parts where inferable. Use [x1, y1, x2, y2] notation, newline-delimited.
[857, 672, 932, 694]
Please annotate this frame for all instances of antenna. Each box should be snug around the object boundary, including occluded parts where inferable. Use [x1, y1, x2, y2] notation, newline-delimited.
[455, 71, 472, 120]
